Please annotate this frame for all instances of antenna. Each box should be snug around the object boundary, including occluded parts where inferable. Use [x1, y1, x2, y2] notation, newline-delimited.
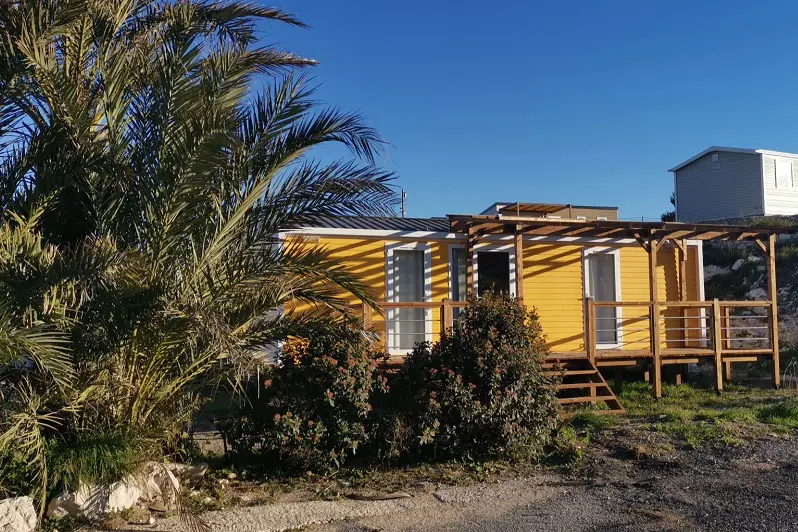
[401, 189, 407, 218]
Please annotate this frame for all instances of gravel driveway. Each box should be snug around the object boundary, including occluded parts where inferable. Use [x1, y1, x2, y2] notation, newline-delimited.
[310, 438, 798, 532]
[124, 436, 798, 532]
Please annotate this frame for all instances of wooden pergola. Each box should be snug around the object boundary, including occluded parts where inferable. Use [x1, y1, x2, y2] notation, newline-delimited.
[450, 215, 797, 398]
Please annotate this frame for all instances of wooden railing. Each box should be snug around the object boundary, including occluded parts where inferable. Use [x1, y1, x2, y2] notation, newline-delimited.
[355, 297, 779, 391]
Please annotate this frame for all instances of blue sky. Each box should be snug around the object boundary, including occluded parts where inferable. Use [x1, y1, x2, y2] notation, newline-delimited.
[262, 1, 798, 220]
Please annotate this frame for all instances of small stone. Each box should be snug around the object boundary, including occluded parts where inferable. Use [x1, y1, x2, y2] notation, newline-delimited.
[227, 472, 237, 480]
[148, 501, 167, 513]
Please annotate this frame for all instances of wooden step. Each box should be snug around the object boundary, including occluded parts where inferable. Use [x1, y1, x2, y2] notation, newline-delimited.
[558, 395, 619, 405]
[557, 382, 604, 391]
[560, 369, 599, 376]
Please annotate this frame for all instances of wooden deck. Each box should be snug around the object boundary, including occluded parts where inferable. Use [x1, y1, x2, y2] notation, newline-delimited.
[361, 294, 779, 411]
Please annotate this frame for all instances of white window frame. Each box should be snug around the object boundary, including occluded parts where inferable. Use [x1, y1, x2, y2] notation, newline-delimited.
[448, 244, 466, 301]
[385, 242, 433, 354]
[582, 247, 622, 350]
[775, 158, 794, 189]
[472, 243, 516, 298]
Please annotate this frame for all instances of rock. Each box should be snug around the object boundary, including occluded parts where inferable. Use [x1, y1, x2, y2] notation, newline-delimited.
[731, 258, 746, 271]
[0, 496, 37, 532]
[745, 288, 768, 300]
[704, 264, 730, 280]
[143, 462, 181, 508]
[166, 463, 209, 486]
[106, 478, 144, 514]
[47, 479, 143, 519]
[148, 501, 167, 513]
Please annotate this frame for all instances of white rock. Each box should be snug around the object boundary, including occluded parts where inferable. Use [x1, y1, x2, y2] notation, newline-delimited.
[106, 478, 143, 514]
[0, 496, 37, 532]
[47, 475, 146, 519]
[731, 258, 746, 271]
[167, 462, 209, 486]
[143, 462, 180, 508]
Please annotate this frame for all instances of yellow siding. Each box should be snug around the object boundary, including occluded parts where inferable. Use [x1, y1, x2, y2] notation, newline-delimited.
[287, 235, 700, 355]
[522, 244, 585, 352]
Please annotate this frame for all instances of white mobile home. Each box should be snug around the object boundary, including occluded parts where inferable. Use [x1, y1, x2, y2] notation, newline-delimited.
[669, 146, 798, 222]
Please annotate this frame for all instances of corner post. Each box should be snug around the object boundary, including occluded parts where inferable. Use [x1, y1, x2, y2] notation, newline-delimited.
[466, 227, 475, 297]
[585, 297, 596, 364]
[362, 302, 372, 329]
[649, 238, 663, 399]
[514, 228, 524, 303]
[676, 239, 688, 385]
[767, 234, 781, 387]
[441, 298, 452, 335]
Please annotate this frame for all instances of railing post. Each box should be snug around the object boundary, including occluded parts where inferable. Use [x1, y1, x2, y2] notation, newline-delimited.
[767, 233, 781, 388]
[723, 306, 732, 381]
[585, 297, 596, 364]
[712, 299, 724, 393]
[585, 297, 597, 400]
[362, 302, 372, 329]
[441, 298, 452, 337]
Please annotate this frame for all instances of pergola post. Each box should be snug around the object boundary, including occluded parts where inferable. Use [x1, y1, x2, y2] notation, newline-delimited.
[648, 238, 663, 399]
[674, 239, 688, 385]
[466, 227, 475, 296]
[514, 228, 524, 303]
[768, 234, 781, 388]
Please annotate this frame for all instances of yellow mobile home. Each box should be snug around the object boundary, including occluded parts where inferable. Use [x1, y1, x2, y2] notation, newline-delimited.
[285, 202, 788, 407]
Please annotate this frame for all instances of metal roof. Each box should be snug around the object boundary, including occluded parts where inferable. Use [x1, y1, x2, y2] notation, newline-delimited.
[296, 215, 451, 232]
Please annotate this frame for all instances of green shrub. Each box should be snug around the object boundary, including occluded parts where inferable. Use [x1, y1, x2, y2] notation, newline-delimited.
[219, 319, 386, 473]
[392, 293, 559, 461]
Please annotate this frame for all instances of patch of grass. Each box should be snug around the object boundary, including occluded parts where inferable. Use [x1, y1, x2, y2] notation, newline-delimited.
[757, 399, 798, 428]
[551, 426, 590, 463]
[614, 381, 796, 450]
[571, 410, 620, 430]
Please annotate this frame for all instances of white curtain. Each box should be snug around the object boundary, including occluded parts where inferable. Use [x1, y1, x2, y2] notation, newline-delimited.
[393, 250, 425, 349]
[588, 253, 618, 344]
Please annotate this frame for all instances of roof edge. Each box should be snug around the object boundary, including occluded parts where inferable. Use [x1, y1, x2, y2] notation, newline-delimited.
[669, 146, 798, 173]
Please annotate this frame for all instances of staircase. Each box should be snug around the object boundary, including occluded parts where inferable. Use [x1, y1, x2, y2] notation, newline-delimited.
[544, 357, 625, 414]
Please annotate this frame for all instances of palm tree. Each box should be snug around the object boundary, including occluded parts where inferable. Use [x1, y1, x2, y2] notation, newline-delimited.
[0, 0, 396, 511]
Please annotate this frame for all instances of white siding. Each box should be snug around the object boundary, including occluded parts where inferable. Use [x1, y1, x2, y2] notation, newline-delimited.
[675, 151, 764, 222]
[762, 154, 798, 215]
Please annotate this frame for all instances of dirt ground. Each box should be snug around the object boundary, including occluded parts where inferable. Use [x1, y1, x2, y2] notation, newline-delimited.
[120, 432, 798, 532]
[308, 435, 798, 532]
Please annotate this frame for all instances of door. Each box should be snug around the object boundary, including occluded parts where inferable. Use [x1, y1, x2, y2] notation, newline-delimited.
[586, 251, 619, 345]
[476, 251, 511, 296]
[391, 249, 426, 350]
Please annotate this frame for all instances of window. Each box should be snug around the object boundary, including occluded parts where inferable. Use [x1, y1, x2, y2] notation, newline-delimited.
[386, 244, 431, 353]
[576, 216, 587, 220]
[776, 159, 793, 188]
[477, 252, 510, 296]
[597, 216, 608, 221]
[472, 244, 516, 297]
[584, 249, 621, 347]
[450, 246, 466, 321]
[712, 153, 719, 162]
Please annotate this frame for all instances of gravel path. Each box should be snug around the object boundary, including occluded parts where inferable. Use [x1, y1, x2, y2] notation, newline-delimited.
[122, 437, 798, 532]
